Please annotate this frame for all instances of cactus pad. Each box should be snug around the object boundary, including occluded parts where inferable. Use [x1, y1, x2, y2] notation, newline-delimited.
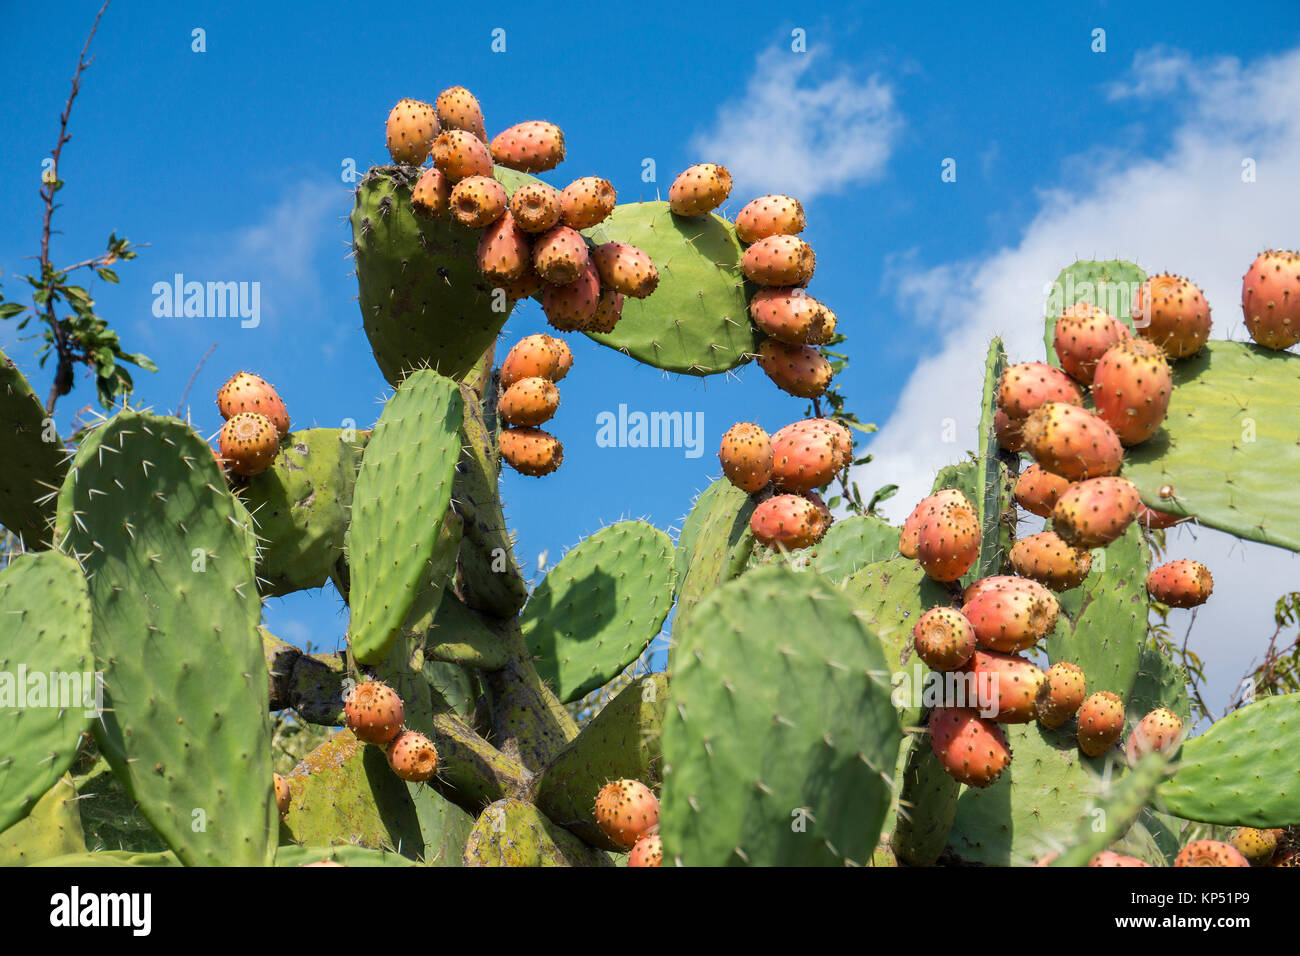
[0, 347, 66, 546]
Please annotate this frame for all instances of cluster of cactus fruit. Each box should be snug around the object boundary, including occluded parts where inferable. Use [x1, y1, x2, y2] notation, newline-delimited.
[1, 79, 1298, 868]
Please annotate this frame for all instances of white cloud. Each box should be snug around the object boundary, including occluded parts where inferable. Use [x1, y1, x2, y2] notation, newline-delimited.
[690, 46, 901, 203]
[860, 45, 1300, 714]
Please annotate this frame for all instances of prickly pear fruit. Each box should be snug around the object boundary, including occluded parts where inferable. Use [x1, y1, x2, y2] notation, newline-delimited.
[434, 86, 486, 142]
[1020, 402, 1123, 480]
[498, 268, 545, 303]
[533, 226, 590, 286]
[928, 706, 1011, 788]
[719, 422, 773, 493]
[1013, 464, 1070, 519]
[1053, 302, 1130, 385]
[1052, 476, 1141, 549]
[490, 121, 565, 173]
[274, 773, 290, 816]
[449, 175, 507, 228]
[1076, 691, 1124, 757]
[217, 371, 290, 437]
[1133, 273, 1212, 359]
[594, 779, 659, 850]
[756, 340, 832, 398]
[997, 362, 1083, 420]
[499, 427, 564, 477]
[749, 288, 829, 345]
[501, 335, 564, 389]
[912, 607, 977, 671]
[476, 211, 531, 284]
[1088, 851, 1151, 867]
[559, 176, 617, 230]
[411, 166, 451, 219]
[994, 408, 1023, 453]
[809, 305, 837, 345]
[1125, 706, 1183, 761]
[1091, 338, 1172, 446]
[218, 412, 280, 477]
[899, 490, 970, 559]
[540, 258, 601, 331]
[916, 499, 980, 583]
[962, 575, 1037, 603]
[628, 833, 663, 867]
[499, 376, 560, 428]
[547, 336, 573, 381]
[1231, 827, 1283, 865]
[734, 194, 806, 245]
[344, 681, 405, 746]
[1241, 249, 1300, 350]
[386, 730, 439, 782]
[769, 421, 843, 493]
[430, 129, 494, 182]
[750, 493, 829, 550]
[1036, 661, 1086, 729]
[1174, 840, 1250, 868]
[668, 163, 732, 216]
[961, 577, 1060, 652]
[587, 289, 624, 334]
[1145, 559, 1213, 608]
[592, 242, 659, 298]
[741, 235, 816, 287]
[385, 98, 439, 165]
[1136, 504, 1185, 529]
[965, 649, 1046, 723]
[508, 181, 562, 234]
[1009, 531, 1092, 591]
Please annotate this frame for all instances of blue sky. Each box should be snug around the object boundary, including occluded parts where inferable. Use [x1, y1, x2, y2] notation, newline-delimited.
[3, 1, 1298, 709]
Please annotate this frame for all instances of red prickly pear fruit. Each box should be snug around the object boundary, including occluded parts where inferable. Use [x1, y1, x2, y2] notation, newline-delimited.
[533, 225, 590, 287]
[1125, 706, 1184, 762]
[750, 494, 829, 550]
[546, 336, 573, 381]
[1231, 827, 1283, 865]
[385, 730, 439, 782]
[741, 235, 816, 287]
[1035, 661, 1087, 729]
[1145, 559, 1213, 608]
[218, 412, 280, 477]
[962, 574, 1043, 603]
[1241, 249, 1300, 350]
[499, 376, 560, 428]
[718, 422, 773, 493]
[385, 98, 439, 165]
[1174, 840, 1250, 868]
[1008, 531, 1092, 591]
[430, 129, 494, 182]
[912, 607, 976, 671]
[1088, 851, 1152, 867]
[411, 166, 451, 219]
[498, 267, 545, 303]
[996, 361, 1083, 420]
[344, 680, 405, 745]
[1133, 273, 1212, 359]
[434, 86, 487, 142]
[1053, 302, 1130, 385]
[449, 175, 507, 228]
[808, 304, 837, 345]
[769, 421, 843, 493]
[1091, 338, 1173, 446]
[915, 499, 980, 583]
[627, 833, 663, 867]
[490, 120, 566, 173]
[1020, 402, 1123, 481]
[476, 211, 531, 285]
[961, 577, 1060, 652]
[928, 706, 1011, 788]
[1076, 691, 1125, 757]
[756, 340, 832, 398]
[994, 408, 1023, 453]
[540, 258, 600, 331]
[734, 194, 807, 245]
[1013, 464, 1070, 518]
[559, 176, 617, 230]
[668, 163, 732, 216]
[592, 242, 659, 298]
[1052, 476, 1141, 549]
[499, 427, 564, 477]
[748, 288, 829, 345]
[586, 289, 624, 334]
[274, 773, 291, 816]
[217, 371, 290, 437]
[507, 181, 562, 234]
[500, 334, 564, 388]
[594, 779, 659, 850]
[1136, 503, 1185, 529]
[965, 649, 1046, 723]
[899, 490, 970, 559]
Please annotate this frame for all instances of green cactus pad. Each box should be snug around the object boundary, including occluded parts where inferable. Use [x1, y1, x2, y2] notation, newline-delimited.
[0, 775, 85, 865]
[974, 337, 1014, 582]
[1043, 259, 1147, 367]
[1125, 645, 1190, 738]
[274, 844, 419, 867]
[1051, 752, 1170, 867]
[1124, 343, 1300, 552]
[53, 412, 276, 866]
[890, 737, 962, 866]
[463, 799, 614, 866]
[0, 348, 66, 545]
[1156, 693, 1300, 827]
[352, 165, 513, 386]
[673, 478, 755, 626]
[0, 550, 93, 833]
[347, 369, 462, 666]
[521, 521, 676, 703]
[581, 202, 757, 375]
[534, 674, 668, 850]
[421, 591, 508, 671]
[73, 759, 169, 854]
[807, 515, 900, 584]
[661, 565, 902, 865]
[238, 428, 367, 596]
[31, 849, 181, 867]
